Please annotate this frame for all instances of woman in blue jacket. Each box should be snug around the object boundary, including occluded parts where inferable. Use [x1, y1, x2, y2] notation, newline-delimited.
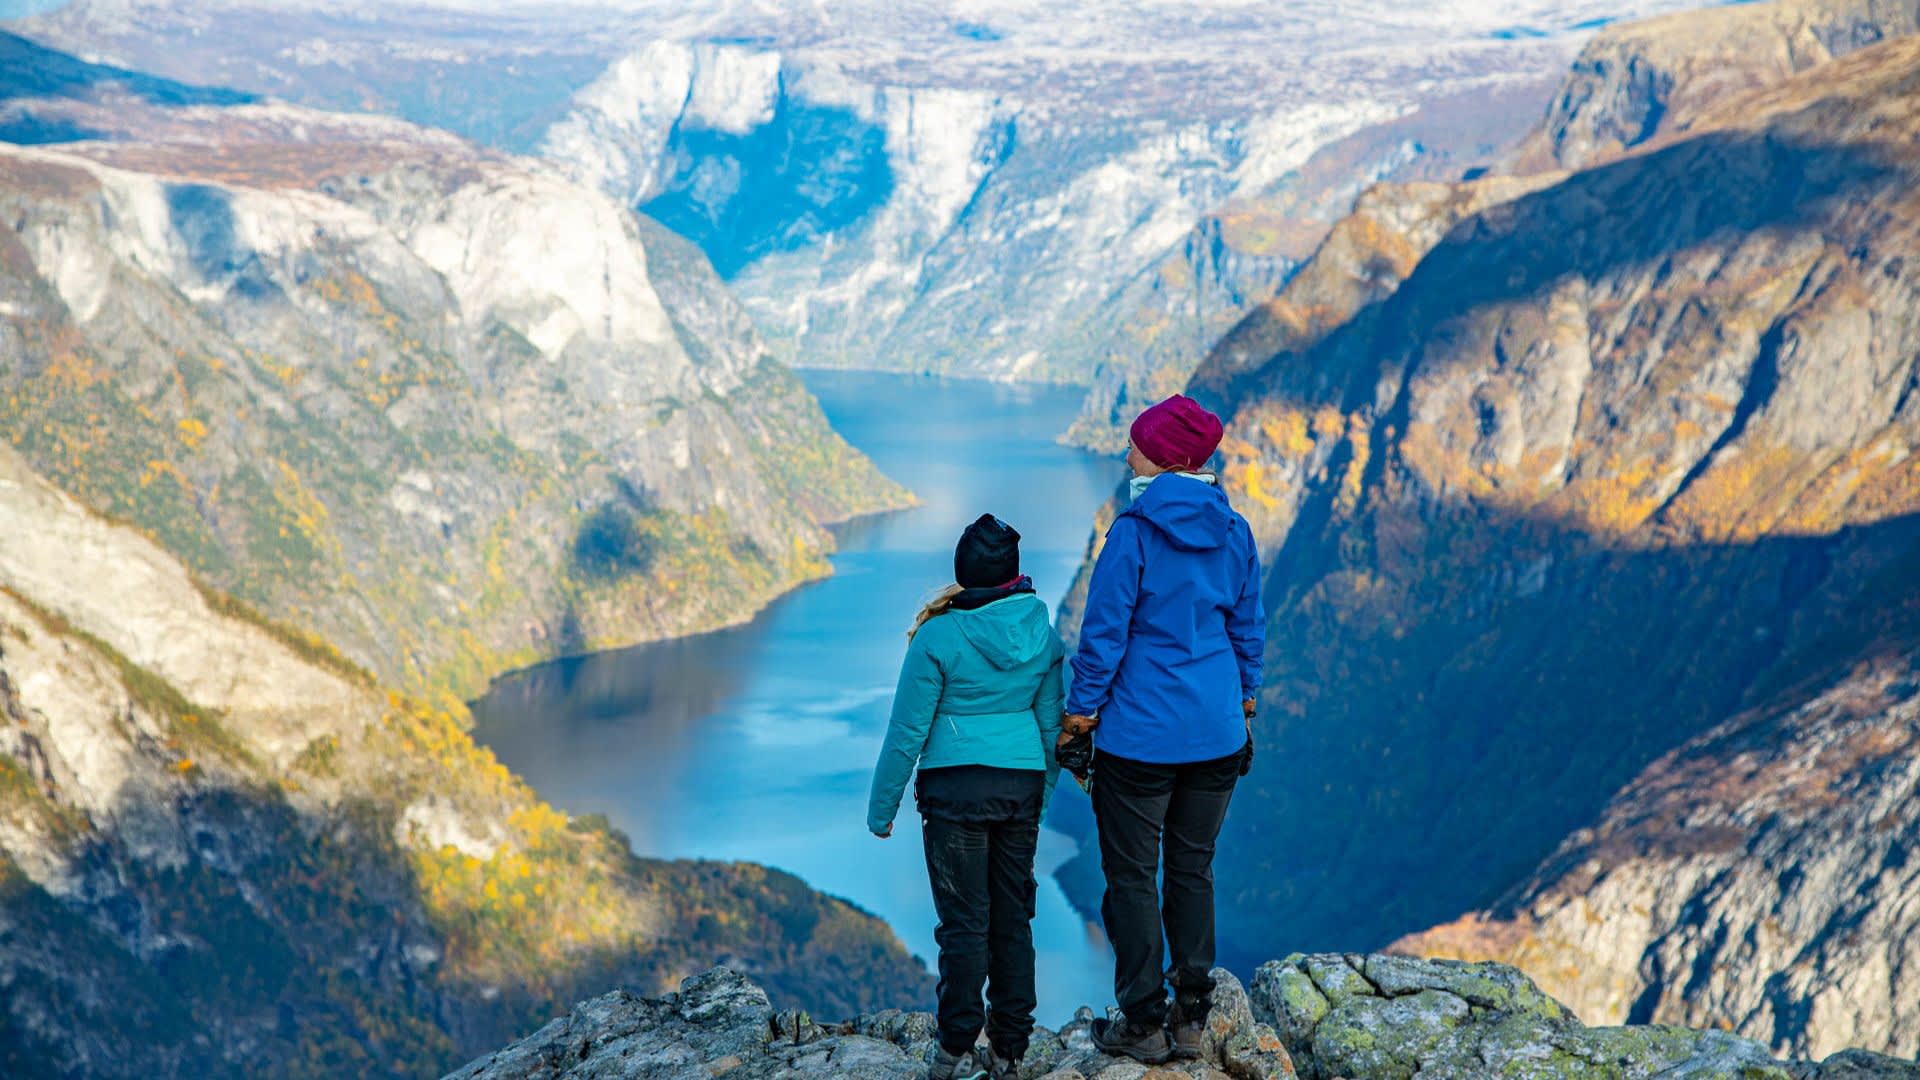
[868, 514, 1064, 1080]
[1063, 394, 1263, 1064]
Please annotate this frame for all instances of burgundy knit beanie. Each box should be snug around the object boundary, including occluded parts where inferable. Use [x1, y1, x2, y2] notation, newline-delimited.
[1129, 395, 1224, 471]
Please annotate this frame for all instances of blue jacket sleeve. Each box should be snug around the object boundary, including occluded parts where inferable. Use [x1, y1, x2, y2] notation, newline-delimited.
[1227, 526, 1265, 699]
[867, 631, 944, 835]
[1067, 516, 1143, 717]
[1035, 641, 1065, 814]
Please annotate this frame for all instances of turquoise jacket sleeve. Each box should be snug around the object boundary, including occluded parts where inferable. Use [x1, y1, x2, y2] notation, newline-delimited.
[1066, 516, 1143, 717]
[1035, 643, 1065, 814]
[1227, 532, 1265, 698]
[866, 630, 944, 835]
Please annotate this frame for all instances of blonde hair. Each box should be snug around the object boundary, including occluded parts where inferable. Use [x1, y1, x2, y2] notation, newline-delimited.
[908, 583, 965, 640]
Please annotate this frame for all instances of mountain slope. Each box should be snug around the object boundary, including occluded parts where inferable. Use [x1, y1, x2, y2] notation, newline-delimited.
[1398, 648, 1920, 1059]
[1051, 9, 1920, 1057]
[0, 441, 929, 1077]
[0, 75, 906, 694]
[1510, 0, 1920, 170]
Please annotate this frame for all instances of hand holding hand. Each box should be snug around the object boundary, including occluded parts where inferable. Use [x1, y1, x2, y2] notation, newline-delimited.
[1062, 712, 1099, 737]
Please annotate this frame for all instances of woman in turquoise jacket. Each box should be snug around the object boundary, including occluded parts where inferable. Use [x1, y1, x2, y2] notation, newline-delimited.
[868, 514, 1064, 1080]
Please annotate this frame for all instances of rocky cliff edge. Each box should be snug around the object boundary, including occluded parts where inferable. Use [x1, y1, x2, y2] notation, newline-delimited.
[445, 955, 1920, 1080]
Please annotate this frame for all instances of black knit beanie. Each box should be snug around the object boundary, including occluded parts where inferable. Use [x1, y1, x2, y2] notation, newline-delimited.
[954, 514, 1021, 589]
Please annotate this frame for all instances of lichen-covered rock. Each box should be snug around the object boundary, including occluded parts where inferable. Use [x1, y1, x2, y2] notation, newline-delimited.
[1797, 1050, 1920, 1080]
[1246, 954, 1917, 1080]
[450, 959, 1920, 1080]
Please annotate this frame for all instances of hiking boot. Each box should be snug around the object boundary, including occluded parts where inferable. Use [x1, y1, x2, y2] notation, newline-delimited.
[928, 1045, 986, 1080]
[983, 1045, 1021, 1080]
[1167, 1001, 1207, 1060]
[1091, 1016, 1173, 1065]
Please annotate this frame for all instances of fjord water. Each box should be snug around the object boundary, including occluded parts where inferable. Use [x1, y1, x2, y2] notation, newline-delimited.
[472, 371, 1120, 1024]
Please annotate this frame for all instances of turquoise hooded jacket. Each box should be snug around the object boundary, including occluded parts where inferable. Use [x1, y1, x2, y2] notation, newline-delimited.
[866, 592, 1065, 836]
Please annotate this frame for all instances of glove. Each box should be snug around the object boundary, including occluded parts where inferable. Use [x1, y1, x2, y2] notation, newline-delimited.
[1056, 731, 1093, 786]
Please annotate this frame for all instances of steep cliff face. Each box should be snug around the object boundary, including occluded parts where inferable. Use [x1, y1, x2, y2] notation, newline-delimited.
[0, 71, 906, 693]
[1511, 0, 1920, 170]
[442, 958, 1920, 1080]
[0, 442, 929, 1077]
[1398, 650, 1920, 1059]
[1064, 9, 1920, 1058]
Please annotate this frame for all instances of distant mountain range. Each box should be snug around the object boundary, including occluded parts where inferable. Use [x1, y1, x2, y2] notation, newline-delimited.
[20, 0, 1733, 396]
[1056, 0, 1920, 1059]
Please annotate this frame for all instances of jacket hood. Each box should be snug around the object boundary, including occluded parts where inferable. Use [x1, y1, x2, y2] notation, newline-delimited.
[950, 592, 1054, 670]
[1126, 473, 1232, 551]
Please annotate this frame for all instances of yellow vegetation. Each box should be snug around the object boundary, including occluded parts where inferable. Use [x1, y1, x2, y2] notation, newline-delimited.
[176, 417, 209, 450]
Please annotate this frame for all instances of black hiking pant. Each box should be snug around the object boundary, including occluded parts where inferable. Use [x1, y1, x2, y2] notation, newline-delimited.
[921, 811, 1041, 1058]
[1093, 747, 1241, 1028]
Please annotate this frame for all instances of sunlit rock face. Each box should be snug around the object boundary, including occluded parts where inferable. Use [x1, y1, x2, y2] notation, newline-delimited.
[0, 49, 907, 693]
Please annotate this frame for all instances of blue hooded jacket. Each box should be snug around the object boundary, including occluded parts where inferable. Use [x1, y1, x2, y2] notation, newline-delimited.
[1067, 474, 1264, 763]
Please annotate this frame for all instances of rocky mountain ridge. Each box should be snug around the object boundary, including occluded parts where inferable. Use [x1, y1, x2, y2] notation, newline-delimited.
[1059, 0, 1920, 1058]
[17, 1, 1741, 389]
[0, 44, 908, 694]
[534, 3, 1737, 387]
[0, 439, 929, 1077]
[443, 957, 1920, 1080]
[1070, 0, 1920, 448]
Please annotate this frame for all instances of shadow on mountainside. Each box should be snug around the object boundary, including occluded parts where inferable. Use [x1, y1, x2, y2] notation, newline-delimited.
[0, 32, 252, 134]
[0, 769, 930, 1078]
[1128, 94, 1920, 969]
[1208, 503, 1920, 972]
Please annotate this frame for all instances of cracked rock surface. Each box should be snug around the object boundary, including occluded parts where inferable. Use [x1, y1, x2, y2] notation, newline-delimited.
[447, 957, 1920, 1080]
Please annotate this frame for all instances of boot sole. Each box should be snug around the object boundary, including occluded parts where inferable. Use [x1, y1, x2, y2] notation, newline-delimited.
[1091, 1020, 1174, 1065]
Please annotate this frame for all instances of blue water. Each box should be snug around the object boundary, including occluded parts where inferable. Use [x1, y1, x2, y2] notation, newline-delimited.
[472, 371, 1122, 1025]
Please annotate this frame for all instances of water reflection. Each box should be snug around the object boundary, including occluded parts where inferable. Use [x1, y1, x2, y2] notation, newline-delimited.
[472, 620, 770, 852]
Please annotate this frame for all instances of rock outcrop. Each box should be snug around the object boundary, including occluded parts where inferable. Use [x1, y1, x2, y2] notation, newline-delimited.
[445, 958, 1920, 1080]
[0, 43, 907, 694]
